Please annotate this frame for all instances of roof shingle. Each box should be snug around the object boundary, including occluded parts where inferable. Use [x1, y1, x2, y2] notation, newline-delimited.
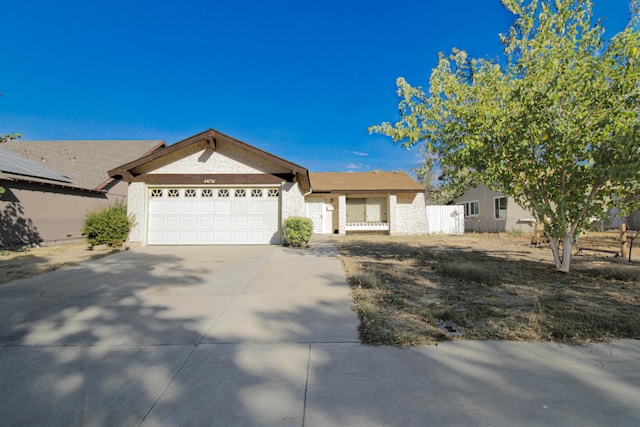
[2, 140, 165, 190]
[310, 171, 424, 193]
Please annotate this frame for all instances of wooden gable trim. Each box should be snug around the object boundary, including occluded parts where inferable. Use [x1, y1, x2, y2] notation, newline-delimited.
[132, 174, 287, 185]
[108, 129, 309, 190]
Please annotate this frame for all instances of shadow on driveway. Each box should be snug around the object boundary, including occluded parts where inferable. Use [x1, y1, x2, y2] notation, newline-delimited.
[0, 243, 639, 426]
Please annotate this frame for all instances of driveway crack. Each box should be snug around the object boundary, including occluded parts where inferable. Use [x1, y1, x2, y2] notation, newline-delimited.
[137, 344, 198, 426]
[301, 343, 311, 426]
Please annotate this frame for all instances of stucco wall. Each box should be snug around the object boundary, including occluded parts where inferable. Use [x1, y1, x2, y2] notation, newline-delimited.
[281, 182, 306, 221]
[393, 192, 428, 235]
[0, 179, 125, 247]
[147, 144, 290, 175]
[127, 182, 148, 244]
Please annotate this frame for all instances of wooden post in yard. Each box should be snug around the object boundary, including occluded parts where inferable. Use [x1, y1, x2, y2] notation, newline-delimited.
[620, 223, 629, 260]
[532, 222, 543, 245]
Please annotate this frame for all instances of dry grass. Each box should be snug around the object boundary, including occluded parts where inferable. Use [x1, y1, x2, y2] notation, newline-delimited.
[335, 233, 640, 346]
[0, 243, 118, 285]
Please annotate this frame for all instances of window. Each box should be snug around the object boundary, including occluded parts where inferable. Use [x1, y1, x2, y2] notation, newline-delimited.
[184, 188, 197, 198]
[494, 197, 507, 220]
[463, 201, 479, 217]
[346, 197, 387, 223]
[235, 189, 246, 198]
[267, 189, 279, 198]
[167, 189, 180, 198]
[218, 189, 230, 198]
[150, 189, 163, 198]
[201, 189, 213, 198]
[251, 189, 263, 198]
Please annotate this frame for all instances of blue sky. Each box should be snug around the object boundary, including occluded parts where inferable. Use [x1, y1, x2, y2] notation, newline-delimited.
[0, 0, 633, 175]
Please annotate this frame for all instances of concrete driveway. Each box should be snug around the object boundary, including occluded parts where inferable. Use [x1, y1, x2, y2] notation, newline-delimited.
[1, 236, 639, 426]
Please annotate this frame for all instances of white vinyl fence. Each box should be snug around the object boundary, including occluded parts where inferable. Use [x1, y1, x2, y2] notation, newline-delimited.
[425, 205, 465, 235]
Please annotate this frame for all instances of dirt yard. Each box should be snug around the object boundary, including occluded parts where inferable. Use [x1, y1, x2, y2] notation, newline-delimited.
[334, 233, 640, 346]
[0, 242, 118, 285]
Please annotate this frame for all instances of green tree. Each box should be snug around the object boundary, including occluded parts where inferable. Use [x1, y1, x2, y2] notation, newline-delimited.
[0, 132, 22, 196]
[371, 0, 640, 272]
[413, 163, 458, 205]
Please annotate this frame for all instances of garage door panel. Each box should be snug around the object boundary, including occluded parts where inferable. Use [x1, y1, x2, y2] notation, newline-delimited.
[182, 231, 198, 244]
[200, 202, 215, 214]
[149, 202, 165, 214]
[214, 201, 231, 214]
[182, 201, 199, 214]
[216, 231, 231, 243]
[232, 216, 248, 228]
[216, 216, 231, 228]
[147, 187, 280, 245]
[163, 231, 181, 245]
[248, 217, 267, 228]
[182, 216, 198, 228]
[200, 216, 214, 227]
[231, 201, 249, 214]
[148, 215, 165, 227]
[165, 216, 182, 228]
[165, 201, 182, 214]
[198, 231, 214, 243]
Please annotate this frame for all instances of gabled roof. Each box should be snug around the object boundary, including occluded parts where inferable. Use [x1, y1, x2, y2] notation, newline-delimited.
[2, 139, 166, 190]
[108, 129, 311, 191]
[0, 147, 74, 184]
[310, 171, 424, 193]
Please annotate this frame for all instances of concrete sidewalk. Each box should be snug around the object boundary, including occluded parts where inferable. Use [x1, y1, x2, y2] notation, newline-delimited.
[0, 236, 639, 426]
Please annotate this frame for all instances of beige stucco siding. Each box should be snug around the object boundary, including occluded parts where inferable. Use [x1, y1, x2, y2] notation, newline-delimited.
[146, 144, 291, 175]
[281, 182, 306, 220]
[126, 182, 148, 244]
[392, 193, 428, 235]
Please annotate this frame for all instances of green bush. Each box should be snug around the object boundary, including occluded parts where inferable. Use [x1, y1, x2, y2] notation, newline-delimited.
[283, 216, 313, 247]
[82, 201, 135, 248]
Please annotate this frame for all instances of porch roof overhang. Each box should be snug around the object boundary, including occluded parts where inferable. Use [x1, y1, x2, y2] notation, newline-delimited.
[309, 171, 424, 194]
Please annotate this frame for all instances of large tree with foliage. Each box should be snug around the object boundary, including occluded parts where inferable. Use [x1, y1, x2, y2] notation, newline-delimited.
[371, 0, 640, 272]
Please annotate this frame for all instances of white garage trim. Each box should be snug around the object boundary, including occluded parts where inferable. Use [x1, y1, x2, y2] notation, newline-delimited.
[147, 186, 281, 245]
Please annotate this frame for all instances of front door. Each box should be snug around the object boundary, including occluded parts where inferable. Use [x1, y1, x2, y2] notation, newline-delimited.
[306, 199, 324, 233]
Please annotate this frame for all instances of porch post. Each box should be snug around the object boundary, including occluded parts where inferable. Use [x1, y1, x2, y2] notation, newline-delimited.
[338, 194, 346, 235]
[388, 194, 397, 235]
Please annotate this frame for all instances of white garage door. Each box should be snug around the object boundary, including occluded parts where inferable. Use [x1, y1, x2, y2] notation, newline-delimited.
[147, 187, 280, 245]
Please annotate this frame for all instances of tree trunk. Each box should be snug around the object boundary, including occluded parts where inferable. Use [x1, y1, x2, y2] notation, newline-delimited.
[549, 234, 574, 273]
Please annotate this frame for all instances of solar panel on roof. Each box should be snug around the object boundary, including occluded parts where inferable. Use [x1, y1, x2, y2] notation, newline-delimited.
[0, 147, 75, 183]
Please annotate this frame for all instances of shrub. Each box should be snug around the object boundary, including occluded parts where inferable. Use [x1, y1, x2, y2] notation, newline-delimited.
[283, 216, 313, 247]
[82, 201, 135, 248]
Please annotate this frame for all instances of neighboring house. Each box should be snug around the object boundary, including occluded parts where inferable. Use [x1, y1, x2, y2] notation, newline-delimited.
[108, 129, 429, 246]
[455, 184, 535, 233]
[0, 140, 165, 247]
[306, 172, 428, 235]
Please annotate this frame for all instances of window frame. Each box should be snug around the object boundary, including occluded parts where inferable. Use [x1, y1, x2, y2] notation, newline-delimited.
[463, 200, 480, 218]
[494, 196, 507, 220]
